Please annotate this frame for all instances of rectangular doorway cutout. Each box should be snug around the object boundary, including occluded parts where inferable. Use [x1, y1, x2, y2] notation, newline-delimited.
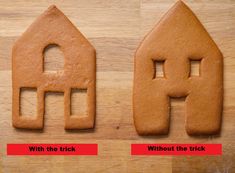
[45, 92, 64, 128]
[169, 97, 186, 135]
[71, 89, 87, 117]
[20, 87, 37, 117]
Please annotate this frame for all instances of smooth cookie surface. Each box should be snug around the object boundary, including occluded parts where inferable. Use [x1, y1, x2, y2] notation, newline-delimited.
[12, 5, 96, 130]
[133, 1, 223, 135]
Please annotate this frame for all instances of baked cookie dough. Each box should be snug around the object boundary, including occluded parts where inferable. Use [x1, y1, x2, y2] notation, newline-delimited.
[133, 1, 223, 135]
[12, 5, 96, 130]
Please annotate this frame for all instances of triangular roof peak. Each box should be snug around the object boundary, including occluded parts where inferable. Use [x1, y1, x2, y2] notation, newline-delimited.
[14, 5, 94, 50]
[137, 0, 222, 59]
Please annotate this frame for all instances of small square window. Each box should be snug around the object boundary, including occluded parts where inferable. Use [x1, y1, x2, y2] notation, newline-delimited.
[153, 60, 165, 78]
[190, 59, 201, 77]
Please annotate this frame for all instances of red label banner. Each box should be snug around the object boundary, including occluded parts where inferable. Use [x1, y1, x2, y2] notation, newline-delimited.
[7, 144, 98, 155]
[131, 144, 222, 156]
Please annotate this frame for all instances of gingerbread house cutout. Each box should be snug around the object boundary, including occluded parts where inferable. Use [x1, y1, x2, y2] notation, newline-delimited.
[133, 1, 223, 135]
[12, 5, 96, 130]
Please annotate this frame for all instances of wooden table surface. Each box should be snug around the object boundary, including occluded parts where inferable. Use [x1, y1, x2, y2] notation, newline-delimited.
[0, 0, 234, 172]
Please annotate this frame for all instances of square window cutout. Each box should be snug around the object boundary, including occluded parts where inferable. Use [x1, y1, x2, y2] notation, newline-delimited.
[190, 59, 201, 77]
[153, 60, 165, 78]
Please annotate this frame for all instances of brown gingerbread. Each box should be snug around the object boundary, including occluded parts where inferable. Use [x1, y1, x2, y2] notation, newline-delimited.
[133, 1, 223, 135]
[12, 5, 96, 130]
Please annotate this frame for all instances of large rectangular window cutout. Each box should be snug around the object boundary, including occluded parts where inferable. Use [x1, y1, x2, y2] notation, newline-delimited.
[71, 89, 87, 117]
[153, 60, 165, 79]
[20, 87, 37, 117]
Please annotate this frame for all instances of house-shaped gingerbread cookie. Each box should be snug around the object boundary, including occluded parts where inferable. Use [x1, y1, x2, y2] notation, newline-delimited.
[12, 5, 96, 130]
[133, 1, 223, 135]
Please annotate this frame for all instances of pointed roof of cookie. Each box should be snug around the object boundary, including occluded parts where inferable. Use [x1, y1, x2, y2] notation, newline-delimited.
[136, 0, 222, 59]
[13, 5, 94, 51]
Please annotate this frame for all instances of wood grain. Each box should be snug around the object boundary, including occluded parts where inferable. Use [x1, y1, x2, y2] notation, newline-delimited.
[0, 0, 234, 172]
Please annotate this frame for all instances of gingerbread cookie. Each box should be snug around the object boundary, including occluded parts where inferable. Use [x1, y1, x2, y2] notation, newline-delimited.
[133, 1, 223, 135]
[12, 5, 96, 130]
